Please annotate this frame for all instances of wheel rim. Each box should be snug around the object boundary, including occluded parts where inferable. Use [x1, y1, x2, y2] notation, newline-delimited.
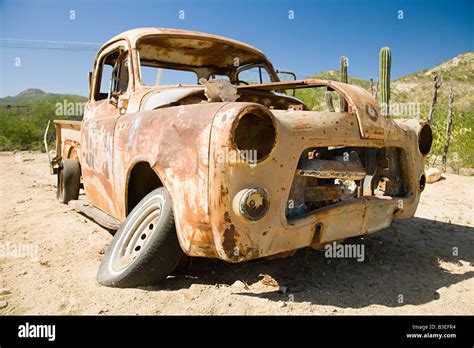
[110, 194, 164, 272]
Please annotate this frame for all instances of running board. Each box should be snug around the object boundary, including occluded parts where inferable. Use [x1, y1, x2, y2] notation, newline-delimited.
[68, 200, 121, 230]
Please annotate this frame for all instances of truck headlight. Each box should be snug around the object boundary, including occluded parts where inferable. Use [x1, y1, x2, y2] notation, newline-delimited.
[232, 108, 276, 163]
[418, 123, 433, 155]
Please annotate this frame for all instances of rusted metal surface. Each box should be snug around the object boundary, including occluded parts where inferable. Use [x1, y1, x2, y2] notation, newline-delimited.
[107, 28, 273, 68]
[297, 151, 366, 180]
[238, 79, 393, 140]
[304, 185, 343, 202]
[112, 103, 224, 256]
[207, 102, 427, 261]
[53, 120, 81, 158]
[51, 28, 430, 262]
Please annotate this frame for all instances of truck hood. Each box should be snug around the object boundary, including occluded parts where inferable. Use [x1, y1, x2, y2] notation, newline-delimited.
[139, 78, 394, 140]
[237, 79, 394, 140]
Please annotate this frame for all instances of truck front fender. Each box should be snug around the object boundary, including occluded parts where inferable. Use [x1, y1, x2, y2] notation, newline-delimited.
[112, 102, 229, 257]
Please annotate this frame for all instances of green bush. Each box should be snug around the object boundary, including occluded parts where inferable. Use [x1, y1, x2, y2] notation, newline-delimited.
[0, 95, 85, 152]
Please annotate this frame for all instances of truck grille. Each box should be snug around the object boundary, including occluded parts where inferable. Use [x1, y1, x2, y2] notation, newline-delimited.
[285, 146, 407, 221]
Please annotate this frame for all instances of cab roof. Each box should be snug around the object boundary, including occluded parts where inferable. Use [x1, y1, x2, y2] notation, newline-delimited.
[102, 28, 273, 69]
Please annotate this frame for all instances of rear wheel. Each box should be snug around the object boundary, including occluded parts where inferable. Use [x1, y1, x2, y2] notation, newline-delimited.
[97, 187, 183, 288]
[56, 159, 80, 204]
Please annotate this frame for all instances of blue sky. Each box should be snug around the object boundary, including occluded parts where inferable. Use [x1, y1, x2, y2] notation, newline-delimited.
[0, 0, 473, 97]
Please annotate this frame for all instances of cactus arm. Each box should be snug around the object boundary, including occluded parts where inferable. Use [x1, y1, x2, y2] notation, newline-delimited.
[339, 56, 348, 112]
[379, 47, 391, 117]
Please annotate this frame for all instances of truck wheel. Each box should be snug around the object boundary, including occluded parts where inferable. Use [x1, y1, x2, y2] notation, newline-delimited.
[97, 187, 184, 288]
[56, 159, 81, 204]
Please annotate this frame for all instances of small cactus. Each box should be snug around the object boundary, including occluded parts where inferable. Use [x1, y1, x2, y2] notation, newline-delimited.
[325, 92, 335, 112]
[379, 47, 391, 116]
[339, 56, 348, 112]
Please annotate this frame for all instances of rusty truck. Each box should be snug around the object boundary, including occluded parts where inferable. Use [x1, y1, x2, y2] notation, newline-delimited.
[47, 28, 432, 288]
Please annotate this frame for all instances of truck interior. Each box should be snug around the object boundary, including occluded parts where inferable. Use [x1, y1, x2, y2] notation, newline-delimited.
[96, 49, 130, 101]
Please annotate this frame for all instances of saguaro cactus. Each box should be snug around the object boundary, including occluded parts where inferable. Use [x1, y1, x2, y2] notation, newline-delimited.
[339, 56, 348, 112]
[379, 47, 391, 117]
[325, 92, 335, 112]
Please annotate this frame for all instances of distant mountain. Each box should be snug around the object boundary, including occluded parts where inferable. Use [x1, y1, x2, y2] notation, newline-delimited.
[0, 89, 87, 106]
[16, 88, 47, 98]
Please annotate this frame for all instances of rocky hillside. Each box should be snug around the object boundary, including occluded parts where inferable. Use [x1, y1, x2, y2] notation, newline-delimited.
[392, 52, 474, 111]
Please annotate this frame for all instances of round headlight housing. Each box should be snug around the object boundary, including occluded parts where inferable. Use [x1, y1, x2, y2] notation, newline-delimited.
[418, 123, 433, 155]
[232, 108, 276, 164]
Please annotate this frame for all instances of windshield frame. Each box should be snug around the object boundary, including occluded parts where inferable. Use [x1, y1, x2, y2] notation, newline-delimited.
[134, 34, 280, 87]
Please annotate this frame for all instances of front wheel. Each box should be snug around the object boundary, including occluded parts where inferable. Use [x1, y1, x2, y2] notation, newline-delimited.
[97, 187, 183, 288]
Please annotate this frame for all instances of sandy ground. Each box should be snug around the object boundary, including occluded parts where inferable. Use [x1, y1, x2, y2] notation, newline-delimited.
[0, 151, 473, 315]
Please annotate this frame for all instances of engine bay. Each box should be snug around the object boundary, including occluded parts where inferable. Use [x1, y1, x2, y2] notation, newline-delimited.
[286, 146, 409, 220]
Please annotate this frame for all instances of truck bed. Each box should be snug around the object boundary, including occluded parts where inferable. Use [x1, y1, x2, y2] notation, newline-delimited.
[53, 120, 82, 161]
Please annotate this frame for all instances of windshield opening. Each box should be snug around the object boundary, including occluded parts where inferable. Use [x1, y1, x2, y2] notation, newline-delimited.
[140, 64, 198, 86]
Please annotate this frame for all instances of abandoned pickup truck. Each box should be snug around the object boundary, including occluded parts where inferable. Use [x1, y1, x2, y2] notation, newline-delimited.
[48, 28, 432, 288]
